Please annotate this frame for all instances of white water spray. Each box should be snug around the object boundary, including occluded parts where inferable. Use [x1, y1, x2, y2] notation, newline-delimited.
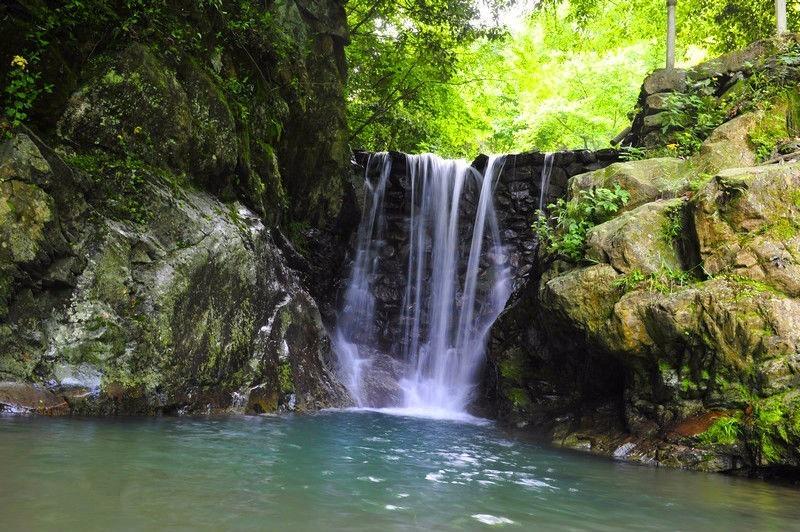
[334, 153, 511, 416]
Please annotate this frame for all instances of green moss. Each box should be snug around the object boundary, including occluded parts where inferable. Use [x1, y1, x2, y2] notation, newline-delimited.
[278, 361, 294, 394]
[506, 387, 531, 409]
[0, 267, 12, 319]
[499, 353, 525, 383]
[791, 189, 800, 209]
[102, 68, 125, 85]
[723, 274, 785, 299]
[285, 220, 310, 255]
[760, 218, 799, 241]
[749, 106, 790, 163]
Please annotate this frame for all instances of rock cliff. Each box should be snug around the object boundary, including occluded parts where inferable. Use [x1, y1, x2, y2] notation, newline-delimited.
[0, 0, 352, 414]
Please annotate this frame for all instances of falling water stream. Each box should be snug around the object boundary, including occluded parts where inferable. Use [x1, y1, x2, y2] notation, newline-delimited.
[334, 154, 510, 416]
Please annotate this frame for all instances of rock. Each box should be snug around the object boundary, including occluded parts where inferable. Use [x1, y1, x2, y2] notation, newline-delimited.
[645, 93, 671, 111]
[691, 112, 761, 173]
[569, 158, 692, 211]
[688, 38, 786, 80]
[586, 198, 685, 275]
[693, 164, 800, 296]
[642, 112, 669, 130]
[540, 264, 620, 339]
[0, 134, 347, 415]
[0, 382, 69, 415]
[643, 69, 688, 95]
[0, 135, 56, 267]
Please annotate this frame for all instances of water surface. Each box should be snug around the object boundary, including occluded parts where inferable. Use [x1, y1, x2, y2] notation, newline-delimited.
[1, 410, 799, 531]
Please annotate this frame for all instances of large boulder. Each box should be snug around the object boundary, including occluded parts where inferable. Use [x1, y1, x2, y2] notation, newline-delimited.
[691, 112, 761, 174]
[694, 164, 800, 297]
[0, 134, 347, 415]
[569, 158, 692, 211]
[540, 264, 620, 339]
[586, 198, 686, 275]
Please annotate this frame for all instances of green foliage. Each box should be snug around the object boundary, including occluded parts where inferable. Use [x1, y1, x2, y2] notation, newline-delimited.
[3, 56, 52, 135]
[700, 416, 741, 446]
[534, 184, 630, 262]
[1, 0, 297, 136]
[613, 269, 646, 292]
[348, 0, 800, 155]
[614, 264, 696, 294]
[618, 146, 648, 162]
[345, 0, 514, 156]
[660, 80, 727, 156]
[660, 204, 685, 245]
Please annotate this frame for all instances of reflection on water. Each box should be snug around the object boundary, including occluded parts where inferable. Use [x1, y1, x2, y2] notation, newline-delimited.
[1, 411, 799, 531]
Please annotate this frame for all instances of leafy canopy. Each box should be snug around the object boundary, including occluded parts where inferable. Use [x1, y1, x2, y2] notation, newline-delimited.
[347, 0, 798, 157]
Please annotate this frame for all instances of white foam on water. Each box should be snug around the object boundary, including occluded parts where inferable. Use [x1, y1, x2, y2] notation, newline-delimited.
[384, 505, 406, 511]
[471, 514, 514, 525]
[338, 406, 492, 426]
[356, 476, 384, 483]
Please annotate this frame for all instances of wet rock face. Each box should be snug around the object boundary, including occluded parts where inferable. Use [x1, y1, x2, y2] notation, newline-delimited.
[0, 134, 347, 415]
[0, 0, 354, 415]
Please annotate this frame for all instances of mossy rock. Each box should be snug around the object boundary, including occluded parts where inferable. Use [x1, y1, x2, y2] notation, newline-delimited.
[569, 158, 693, 212]
[586, 198, 686, 275]
[693, 163, 800, 297]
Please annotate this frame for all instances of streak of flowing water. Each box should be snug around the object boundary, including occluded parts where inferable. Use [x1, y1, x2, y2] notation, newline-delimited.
[334, 153, 392, 407]
[334, 154, 511, 415]
[538, 152, 555, 210]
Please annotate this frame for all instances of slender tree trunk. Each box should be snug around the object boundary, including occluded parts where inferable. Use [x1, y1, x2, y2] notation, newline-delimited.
[666, 0, 677, 70]
[776, 0, 787, 35]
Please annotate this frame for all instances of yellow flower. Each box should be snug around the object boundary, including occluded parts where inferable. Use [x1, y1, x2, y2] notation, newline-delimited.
[666, 143, 678, 150]
[11, 55, 27, 70]
[133, 126, 142, 135]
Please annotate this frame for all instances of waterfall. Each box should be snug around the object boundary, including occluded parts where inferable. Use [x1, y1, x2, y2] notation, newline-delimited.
[538, 152, 555, 210]
[334, 153, 511, 416]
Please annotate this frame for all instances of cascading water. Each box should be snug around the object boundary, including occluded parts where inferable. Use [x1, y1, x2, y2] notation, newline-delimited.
[538, 152, 555, 210]
[334, 153, 511, 416]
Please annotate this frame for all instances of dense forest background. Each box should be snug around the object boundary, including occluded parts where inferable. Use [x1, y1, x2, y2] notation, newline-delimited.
[347, 0, 800, 157]
[2, 0, 798, 159]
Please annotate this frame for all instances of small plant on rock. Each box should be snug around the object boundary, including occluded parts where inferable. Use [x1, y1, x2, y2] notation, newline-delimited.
[661, 79, 726, 157]
[533, 184, 630, 262]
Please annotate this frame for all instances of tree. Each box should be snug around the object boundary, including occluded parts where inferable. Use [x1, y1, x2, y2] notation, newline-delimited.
[345, 0, 514, 155]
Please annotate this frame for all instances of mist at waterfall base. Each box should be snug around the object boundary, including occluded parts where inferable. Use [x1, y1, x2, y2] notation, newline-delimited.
[333, 153, 512, 419]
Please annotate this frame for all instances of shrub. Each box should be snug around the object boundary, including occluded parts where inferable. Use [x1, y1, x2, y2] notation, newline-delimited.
[533, 184, 630, 262]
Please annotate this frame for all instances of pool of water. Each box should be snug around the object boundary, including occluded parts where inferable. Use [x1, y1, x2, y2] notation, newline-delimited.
[1, 410, 799, 530]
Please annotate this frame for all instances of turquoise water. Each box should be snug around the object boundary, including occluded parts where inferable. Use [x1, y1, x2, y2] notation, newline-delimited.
[1, 410, 799, 531]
